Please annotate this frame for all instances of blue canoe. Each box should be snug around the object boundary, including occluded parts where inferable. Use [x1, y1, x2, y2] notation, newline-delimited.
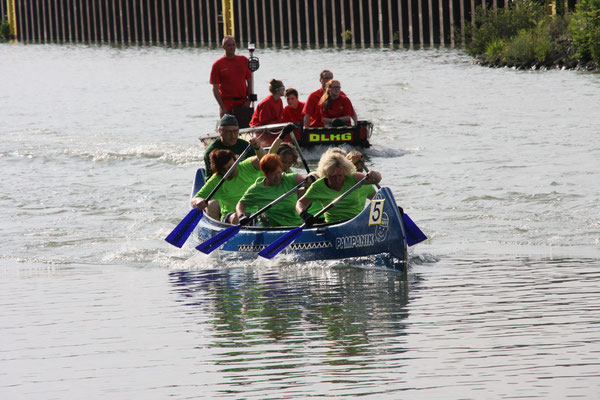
[189, 168, 410, 269]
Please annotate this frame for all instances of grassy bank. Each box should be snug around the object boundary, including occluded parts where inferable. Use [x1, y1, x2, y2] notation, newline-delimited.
[0, 18, 11, 42]
[465, 0, 600, 71]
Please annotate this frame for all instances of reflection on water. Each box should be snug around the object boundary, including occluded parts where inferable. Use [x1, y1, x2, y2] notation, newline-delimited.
[169, 266, 411, 397]
[165, 255, 600, 399]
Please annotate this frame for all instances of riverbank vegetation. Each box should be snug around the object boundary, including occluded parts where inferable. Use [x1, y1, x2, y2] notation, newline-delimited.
[0, 18, 11, 42]
[465, 0, 600, 70]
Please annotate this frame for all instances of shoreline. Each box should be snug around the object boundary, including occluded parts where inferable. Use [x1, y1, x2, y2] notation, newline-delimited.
[474, 54, 599, 71]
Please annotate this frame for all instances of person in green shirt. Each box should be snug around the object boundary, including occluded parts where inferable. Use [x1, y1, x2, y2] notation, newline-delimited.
[346, 151, 377, 208]
[204, 114, 255, 177]
[296, 152, 381, 225]
[191, 137, 265, 223]
[236, 154, 316, 227]
[268, 124, 299, 173]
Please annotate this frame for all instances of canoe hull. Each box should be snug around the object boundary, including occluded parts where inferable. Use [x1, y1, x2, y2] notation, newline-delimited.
[192, 181, 408, 270]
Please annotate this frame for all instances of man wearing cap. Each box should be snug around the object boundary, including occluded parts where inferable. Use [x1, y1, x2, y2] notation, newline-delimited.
[210, 36, 253, 119]
[204, 114, 256, 177]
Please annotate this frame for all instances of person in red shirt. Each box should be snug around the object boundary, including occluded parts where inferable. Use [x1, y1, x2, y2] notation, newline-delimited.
[318, 80, 358, 126]
[249, 79, 285, 127]
[281, 88, 305, 124]
[210, 36, 252, 118]
[302, 70, 333, 127]
[302, 70, 351, 127]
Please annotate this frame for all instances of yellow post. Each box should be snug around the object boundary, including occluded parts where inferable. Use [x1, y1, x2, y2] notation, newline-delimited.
[7, 0, 18, 37]
[222, 0, 235, 37]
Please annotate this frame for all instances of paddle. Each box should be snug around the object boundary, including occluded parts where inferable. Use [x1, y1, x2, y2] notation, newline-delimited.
[195, 177, 311, 254]
[358, 160, 427, 246]
[287, 124, 311, 173]
[258, 176, 369, 259]
[165, 143, 254, 248]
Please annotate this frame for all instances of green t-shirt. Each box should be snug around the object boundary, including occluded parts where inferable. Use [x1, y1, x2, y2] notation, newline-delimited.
[203, 138, 254, 177]
[239, 173, 303, 227]
[195, 158, 262, 216]
[306, 168, 322, 216]
[303, 174, 365, 223]
[358, 185, 376, 208]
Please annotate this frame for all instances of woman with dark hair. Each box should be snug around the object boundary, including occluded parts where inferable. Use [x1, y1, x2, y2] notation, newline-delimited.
[236, 154, 315, 227]
[191, 137, 265, 223]
[249, 79, 285, 127]
[282, 88, 305, 123]
[268, 138, 299, 173]
[275, 143, 299, 173]
[346, 151, 376, 208]
[319, 80, 358, 127]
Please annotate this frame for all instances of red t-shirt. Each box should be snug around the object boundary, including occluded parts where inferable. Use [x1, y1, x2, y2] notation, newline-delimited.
[302, 89, 324, 127]
[302, 88, 347, 127]
[281, 101, 305, 123]
[321, 94, 355, 119]
[249, 94, 283, 127]
[210, 55, 252, 110]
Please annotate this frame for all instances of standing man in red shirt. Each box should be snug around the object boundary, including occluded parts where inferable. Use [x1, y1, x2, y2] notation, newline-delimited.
[210, 36, 253, 126]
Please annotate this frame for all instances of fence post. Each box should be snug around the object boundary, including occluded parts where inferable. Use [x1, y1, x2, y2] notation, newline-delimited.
[7, 0, 18, 37]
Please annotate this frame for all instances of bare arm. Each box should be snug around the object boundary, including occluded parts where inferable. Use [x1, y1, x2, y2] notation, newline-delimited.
[303, 113, 311, 128]
[296, 196, 312, 214]
[235, 201, 247, 220]
[190, 197, 208, 210]
[248, 137, 265, 168]
[356, 171, 381, 186]
[244, 76, 252, 107]
[269, 137, 282, 155]
[323, 115, 353, 127]
[212, 83, 228, 116]
[269, 124, 295, 155]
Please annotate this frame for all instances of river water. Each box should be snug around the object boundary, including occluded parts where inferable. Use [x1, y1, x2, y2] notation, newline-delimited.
[1, 44, 599, 399]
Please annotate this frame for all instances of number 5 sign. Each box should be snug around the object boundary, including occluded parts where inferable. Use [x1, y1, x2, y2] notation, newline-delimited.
[368, 200, 385, 225]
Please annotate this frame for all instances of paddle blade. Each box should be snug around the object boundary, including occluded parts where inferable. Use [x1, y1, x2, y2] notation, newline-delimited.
[195, 224, 241, 254]
[258, 227, 303, 259]
[165, 209, 203, 248]
[402, 213, 427, 246]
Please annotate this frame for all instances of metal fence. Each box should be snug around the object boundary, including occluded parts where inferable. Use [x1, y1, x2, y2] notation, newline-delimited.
[1, 0, 579, 47]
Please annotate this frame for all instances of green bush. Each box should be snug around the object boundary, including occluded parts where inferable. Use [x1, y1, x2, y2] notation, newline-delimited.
[485, 39, 506, 59]
[465, 0, 546, 57]
[341, 30, 352, 43]
[464, 0, 586, 68]
[504, 24, 553, 65]
[569, 0, 600, 63]
[0, 17, 11, 41]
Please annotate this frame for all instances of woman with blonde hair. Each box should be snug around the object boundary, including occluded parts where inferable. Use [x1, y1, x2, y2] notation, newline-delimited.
[296, 152, 381, 224]
[318, 80, 358, 127]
